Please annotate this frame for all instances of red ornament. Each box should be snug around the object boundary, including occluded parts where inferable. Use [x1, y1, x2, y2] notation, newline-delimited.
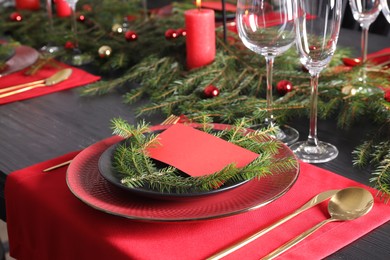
[203, 85, 220, 98]
[385, 89, 390, 102]
[77, 14, 86, 22]
[9, 12, 23, 22]
[176, 28, 187, 37]
[277, 80, 294, 95]
[64, 41, 75, 49]
[165, 29, 178, 40]
[125, 31, 138, 41]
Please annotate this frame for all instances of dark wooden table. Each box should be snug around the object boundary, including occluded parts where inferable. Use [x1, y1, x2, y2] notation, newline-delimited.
[0, 29, 389, 259]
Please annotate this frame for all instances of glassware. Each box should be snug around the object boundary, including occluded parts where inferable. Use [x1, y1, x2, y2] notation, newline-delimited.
[289, 0, 342, 163]
[64, 0, 91, 65]
[381, 0, 390, 22]
[41, 0, 61, 54]
[349, 0, 381, 64]
[236, 0, 299, 146]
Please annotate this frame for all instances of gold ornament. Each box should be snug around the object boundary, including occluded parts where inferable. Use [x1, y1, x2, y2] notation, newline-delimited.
[112, 23, 124, 34]
[98, 45, 112, 58]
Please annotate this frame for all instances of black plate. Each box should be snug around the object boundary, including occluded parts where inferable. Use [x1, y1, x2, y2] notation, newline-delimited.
[98, 135, 250, 200]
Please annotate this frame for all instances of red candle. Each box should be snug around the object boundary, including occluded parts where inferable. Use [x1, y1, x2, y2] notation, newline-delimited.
[15, 0, 40, 10]
[55, 0, 72, 17]
[185, 1, 216, 70]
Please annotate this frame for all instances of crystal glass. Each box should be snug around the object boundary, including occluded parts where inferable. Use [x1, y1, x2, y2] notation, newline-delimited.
[289, 0, 342, 163]
[236, 0, 299, 145]
[64, 0, 91, 65]
[349, 0, 381, 63]
[41, 0, 61, 54]
[381, 0, 390, 23]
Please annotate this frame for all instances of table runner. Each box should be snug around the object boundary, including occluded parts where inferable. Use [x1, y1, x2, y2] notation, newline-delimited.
[5, 138, 390, 260]
[0, 61, 100, 105]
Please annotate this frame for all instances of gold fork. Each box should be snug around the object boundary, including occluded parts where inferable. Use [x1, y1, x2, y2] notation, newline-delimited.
[42, 115, 181, 172]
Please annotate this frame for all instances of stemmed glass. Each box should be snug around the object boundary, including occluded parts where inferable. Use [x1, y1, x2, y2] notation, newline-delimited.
[41, 0, 61, 54]
[236, 0, 299, 145]
[381, 0, 390, 22]
[349, 0, 381, 65]
[64, 0, 91, 65]
[289, 0, 342, 163]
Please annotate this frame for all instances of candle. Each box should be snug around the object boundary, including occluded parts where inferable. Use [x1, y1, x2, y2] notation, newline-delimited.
[15, 0, 40, 10]
[55, 0, 72, 17]
[185, 0, 216, 70]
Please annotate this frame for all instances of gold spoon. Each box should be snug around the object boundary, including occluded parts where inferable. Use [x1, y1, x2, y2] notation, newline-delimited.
[262, 187, 374, 260]
[0, 68, 72, 97]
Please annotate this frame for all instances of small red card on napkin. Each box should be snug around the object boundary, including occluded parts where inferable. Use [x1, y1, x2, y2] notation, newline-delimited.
[146, 124, 259, 177]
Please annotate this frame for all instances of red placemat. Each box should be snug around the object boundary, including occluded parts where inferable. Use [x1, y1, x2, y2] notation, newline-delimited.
[5, 137, 390, 260]
[0, 61, 100, 105]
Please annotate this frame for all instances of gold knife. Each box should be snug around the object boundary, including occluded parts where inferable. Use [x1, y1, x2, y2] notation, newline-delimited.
[207, 189, 340, 260]
[0, 68, 72, 98]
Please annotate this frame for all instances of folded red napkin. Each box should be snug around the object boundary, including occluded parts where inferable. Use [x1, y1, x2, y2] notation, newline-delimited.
[201, 1, 237, 12]
[0, 61, 100, 105]
[343, 47, 390, 67]
[5, 137, 390, 260]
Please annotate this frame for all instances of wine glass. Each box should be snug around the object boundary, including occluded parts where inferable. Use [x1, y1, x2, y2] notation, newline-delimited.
[289, 0, 342, 163]
[349, 0, 381, 64]
[63, 0, 91, 65]
[381, 0, 390, 23]
[41, 0, 61, 54]
[236, 0, 300, 145]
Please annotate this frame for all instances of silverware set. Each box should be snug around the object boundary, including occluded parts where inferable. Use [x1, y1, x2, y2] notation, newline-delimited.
[208, 187, 373, 260]
[0, 68, 72, 99]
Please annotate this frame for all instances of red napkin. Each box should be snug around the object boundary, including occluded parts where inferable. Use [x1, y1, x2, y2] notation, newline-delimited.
[343, 47, 390, 67]
[0, 61, 100, 105]
[5, 138, 390, 260]
[201, 1, 237, 12]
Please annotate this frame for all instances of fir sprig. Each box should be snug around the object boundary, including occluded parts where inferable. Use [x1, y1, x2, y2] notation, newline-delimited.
[110, 118, 298, 193]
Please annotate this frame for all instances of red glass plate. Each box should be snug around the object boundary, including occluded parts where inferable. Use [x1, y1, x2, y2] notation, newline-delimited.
[66, 124, 299, 222]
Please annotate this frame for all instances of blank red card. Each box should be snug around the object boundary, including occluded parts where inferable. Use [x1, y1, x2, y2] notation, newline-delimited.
[146, 124, 259, 177]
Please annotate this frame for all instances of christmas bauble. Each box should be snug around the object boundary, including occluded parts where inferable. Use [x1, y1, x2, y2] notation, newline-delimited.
[77, 14, 86, 22]
[277, 80, 294, 95]
[125, 31, 138, 41]
[165, 29, 178, 40]
[385, 89, 390, 102]
[98, 45, 112, 58]
[64, 41, 75, 49]
[203, 85, 220, 98]
[176, 28, 187, 37]
[9, 12, 22, 22]
[112, 23, 124, 34]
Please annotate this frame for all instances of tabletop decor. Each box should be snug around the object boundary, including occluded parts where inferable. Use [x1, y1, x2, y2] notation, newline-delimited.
[109, 117, 297, 193]
[0, 1, 388, 198]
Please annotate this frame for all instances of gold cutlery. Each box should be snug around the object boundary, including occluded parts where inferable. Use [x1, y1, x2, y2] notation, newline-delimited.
[160, 114, 180, 125]
[0, 68, 72, 98]
[207, 189, 340, 260]
[262, 187, 374, 260]
[42, 160, 73, 172]
[42, 114, 180, 172]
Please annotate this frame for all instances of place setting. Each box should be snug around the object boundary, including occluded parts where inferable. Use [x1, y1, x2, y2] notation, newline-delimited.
[5, 113, 390, 259]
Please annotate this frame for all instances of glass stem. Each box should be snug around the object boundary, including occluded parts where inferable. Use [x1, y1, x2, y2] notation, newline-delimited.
[361, 27, 368, 63]
[265, 56, 275, 127]
[307, 73, 320, 146]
